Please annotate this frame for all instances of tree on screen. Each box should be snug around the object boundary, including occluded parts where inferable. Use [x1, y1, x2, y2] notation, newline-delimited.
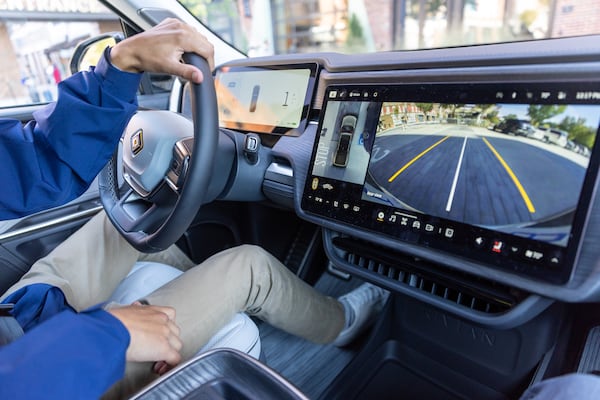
[558, 116, 596, 149]
[527, 105, 567, 126]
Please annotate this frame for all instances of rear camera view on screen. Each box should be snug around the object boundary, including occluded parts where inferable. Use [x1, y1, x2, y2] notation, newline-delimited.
[363, 102, 599, 246]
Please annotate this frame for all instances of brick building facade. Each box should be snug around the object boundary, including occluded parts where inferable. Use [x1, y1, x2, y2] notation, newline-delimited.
[551, 0, 600, 37]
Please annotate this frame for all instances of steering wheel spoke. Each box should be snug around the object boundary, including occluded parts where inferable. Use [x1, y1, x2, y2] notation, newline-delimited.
[165, 138, 194, 194]
[110, 195, 169, 232]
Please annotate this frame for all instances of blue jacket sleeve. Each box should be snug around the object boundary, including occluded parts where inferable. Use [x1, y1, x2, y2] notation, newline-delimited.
[0, 285, 131, 399]
[0, 48, 142, 220]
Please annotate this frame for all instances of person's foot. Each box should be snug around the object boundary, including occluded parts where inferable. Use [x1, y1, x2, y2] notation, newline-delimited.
[333, 282, 389, 347]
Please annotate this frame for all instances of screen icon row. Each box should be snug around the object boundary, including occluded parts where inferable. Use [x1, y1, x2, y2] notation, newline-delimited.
[329, 89, 379, 100]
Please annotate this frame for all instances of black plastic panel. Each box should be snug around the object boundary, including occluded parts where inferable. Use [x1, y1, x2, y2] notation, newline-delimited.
[321, 296, 565, 400]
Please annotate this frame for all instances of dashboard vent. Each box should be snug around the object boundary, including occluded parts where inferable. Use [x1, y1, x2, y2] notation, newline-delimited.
[334, 237, 523, 315]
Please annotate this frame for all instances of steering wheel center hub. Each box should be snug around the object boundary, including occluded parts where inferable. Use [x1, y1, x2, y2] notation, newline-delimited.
[122, 111, 193, 197]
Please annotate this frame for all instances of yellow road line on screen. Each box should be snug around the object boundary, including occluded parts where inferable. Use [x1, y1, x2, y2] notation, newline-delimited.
[482, 137, 536, 213]
[388, 136, 450, 182]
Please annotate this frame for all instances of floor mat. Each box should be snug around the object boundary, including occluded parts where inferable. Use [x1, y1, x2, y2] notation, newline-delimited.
[258, 270, 363, 399]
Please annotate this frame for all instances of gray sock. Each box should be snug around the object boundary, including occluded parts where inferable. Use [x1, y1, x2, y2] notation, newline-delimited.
[339, 297, 355, 330]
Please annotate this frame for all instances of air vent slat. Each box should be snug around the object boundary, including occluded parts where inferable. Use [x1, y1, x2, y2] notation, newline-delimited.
[398, 270, 406, 282]
[342, 243, 517, 315]
[367, 260, 376, 271]
[387, 267, 396, 279]
[408, 274, 418, 287]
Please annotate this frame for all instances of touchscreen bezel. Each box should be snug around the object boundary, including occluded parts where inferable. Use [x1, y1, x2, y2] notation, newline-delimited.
[301, 82, 600, 284]
[214, 63, 319, 136]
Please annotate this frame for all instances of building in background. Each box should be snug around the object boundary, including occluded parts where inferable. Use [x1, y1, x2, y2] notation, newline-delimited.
[550, 0, 600, 37]
[0, 0, 119, 106]
[3, 0, 599, 106]
[207, 0, 600, 55]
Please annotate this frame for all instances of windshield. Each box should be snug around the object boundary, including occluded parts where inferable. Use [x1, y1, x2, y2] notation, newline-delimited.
[178, 0, 600, 56]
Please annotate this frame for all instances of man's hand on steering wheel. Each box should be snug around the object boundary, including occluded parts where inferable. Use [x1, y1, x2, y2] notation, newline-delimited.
[110, 18, 215, 82]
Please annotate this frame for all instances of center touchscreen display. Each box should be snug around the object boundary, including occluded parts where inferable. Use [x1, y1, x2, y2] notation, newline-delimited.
[302, 83, 600, 282]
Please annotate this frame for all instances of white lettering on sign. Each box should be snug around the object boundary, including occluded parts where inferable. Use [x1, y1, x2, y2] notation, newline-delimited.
[0, 0, 108, 13]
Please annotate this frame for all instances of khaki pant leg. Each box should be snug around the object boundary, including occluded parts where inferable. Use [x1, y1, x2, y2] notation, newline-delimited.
[108, 244, 345, 399]
[137, 244, 195, 272]
[0, 211, 139, 311]
[145, 244, 344, 358]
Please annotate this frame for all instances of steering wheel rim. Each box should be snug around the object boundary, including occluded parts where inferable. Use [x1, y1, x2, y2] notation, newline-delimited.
[99, 53, 218, 253]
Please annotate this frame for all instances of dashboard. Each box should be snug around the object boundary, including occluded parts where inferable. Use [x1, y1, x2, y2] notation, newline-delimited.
[188, 34, 600, 326]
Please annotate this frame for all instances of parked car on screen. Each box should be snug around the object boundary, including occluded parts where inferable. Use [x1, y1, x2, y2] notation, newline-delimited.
[333, 114, 357, 167]
[529, 127, 547, 141]
[494, 118, 538, 138]
[545, 128, 569, 147]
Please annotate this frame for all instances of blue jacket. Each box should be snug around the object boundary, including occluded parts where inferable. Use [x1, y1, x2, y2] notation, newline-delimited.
[0, 49, 142, 398]
[0, 48, 140, 219]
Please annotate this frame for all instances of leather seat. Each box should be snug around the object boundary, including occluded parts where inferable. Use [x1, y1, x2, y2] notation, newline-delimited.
[107, 261, 261, 359]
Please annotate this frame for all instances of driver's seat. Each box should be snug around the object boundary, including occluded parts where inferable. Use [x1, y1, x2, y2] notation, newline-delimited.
[107, 261, 261, 359]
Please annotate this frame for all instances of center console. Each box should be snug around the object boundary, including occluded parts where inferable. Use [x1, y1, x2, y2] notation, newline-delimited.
[131, 349, 307, 400]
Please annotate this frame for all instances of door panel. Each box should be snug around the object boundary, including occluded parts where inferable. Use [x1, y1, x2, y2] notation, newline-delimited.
[0, 198, 102, 293]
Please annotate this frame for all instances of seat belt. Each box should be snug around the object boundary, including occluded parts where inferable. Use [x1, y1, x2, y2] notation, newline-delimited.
[0, 304, 24, 346]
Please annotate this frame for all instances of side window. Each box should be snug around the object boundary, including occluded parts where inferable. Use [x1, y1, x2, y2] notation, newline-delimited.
[0, 1, 123, 109]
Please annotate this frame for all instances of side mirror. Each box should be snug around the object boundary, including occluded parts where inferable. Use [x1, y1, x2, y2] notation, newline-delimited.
[69, 32, 124, 74]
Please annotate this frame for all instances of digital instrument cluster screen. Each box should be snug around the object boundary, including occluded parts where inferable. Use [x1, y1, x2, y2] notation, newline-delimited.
[215, 63, 318, 135]
[302, 83, 600, 283]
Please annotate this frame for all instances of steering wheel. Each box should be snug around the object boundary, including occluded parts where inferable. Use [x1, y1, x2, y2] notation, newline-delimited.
[98, 53, 218, 253]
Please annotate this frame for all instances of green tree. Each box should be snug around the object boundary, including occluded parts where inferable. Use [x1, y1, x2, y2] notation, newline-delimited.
[558, 116, 596, 149]
[179, 0, 239, 26]
[476, 104, 497, 123]
[179, 0, 244, 51]
[416, 103, 434, 113]
[416, 103, 434, 120]
[348, 14, 364, 42]
[488, 111, 500, 125]
[179, 0, 209, 20]
[346, 13, 366, 52]
[520, 10, 538, 28]
[407, 0, 445, 18]
[448, 103, 465, 118]
[527, 105, 567, 126]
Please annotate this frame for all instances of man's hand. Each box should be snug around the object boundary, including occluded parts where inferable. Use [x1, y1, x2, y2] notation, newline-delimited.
[108, 302, 182, 368]
[110, 18, 215, 83]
